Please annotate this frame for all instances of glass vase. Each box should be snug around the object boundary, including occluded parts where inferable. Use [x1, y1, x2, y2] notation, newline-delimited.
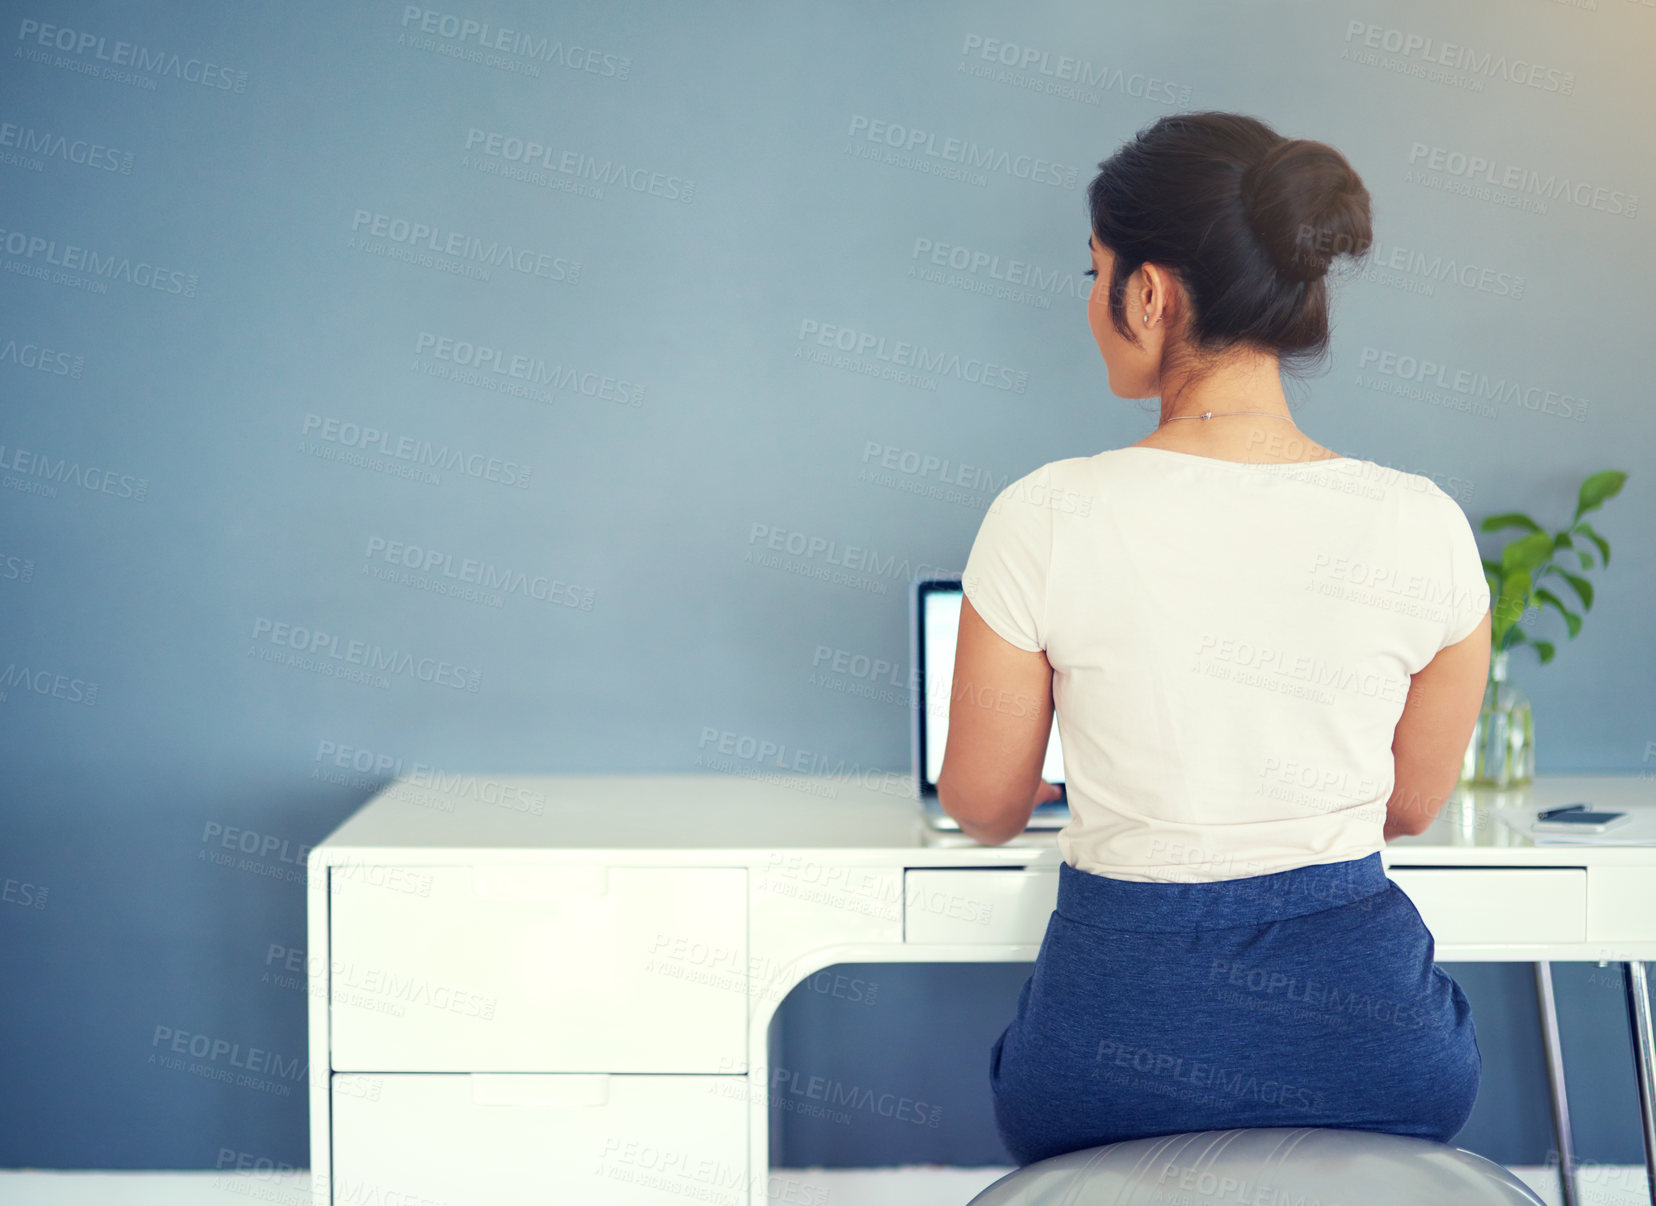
[1461, 649, 1534, 788]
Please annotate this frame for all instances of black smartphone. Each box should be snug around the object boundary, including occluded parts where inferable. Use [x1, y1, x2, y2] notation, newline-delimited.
[1533, 807, 1630, 833]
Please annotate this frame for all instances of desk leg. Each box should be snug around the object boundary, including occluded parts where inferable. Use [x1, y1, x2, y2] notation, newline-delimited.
[1536, 961, 1579, 1206]
[1624, 961, 1656, 1205]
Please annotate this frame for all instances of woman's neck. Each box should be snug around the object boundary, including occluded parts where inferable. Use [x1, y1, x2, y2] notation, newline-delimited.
[1132, 419, 1340, 464]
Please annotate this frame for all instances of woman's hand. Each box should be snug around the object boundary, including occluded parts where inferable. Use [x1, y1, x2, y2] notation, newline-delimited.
[1031, 779, 1064, 809]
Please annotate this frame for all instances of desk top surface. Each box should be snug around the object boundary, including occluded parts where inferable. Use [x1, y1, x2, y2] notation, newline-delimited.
[311, 772, 1656, 866]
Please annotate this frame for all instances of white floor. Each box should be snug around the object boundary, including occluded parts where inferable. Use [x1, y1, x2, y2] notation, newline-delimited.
[0, 1165, 1649, 1205]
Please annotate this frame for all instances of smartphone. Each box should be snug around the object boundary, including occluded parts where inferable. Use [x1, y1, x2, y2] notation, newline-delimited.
[1533, 809, 1631, 833]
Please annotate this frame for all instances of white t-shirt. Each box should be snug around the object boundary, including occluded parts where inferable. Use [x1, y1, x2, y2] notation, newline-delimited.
[961, 446, 1491, 883]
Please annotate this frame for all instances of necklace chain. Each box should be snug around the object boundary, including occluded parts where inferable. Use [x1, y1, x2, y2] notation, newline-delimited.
[1158, 409, 1295, 425]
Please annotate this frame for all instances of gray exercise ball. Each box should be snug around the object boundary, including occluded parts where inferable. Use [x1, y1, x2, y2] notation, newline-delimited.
[967, 1128, 1547, 1205]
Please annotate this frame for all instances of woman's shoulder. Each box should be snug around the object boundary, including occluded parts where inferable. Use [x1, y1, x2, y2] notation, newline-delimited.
[989, 456, 1098, 520]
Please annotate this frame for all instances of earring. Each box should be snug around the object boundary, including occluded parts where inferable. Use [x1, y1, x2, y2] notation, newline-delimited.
[1143, 313, 1152, 325]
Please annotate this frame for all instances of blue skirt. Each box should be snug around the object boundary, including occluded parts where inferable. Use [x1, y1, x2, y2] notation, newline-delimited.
[988, 853, 1481, 1167]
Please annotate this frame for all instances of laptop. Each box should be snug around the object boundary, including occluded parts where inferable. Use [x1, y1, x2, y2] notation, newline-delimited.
[910, 575, 1071, 831]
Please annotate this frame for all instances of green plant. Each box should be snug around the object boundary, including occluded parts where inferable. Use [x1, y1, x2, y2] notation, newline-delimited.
[1478, 470, 1628, 665]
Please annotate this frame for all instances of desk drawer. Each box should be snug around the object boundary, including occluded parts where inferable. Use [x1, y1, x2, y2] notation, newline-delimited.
[329, 865, 746, 1072]
[905, 869, 1057, 944]
[331, 1073, 748, 1205]
[1388, 868, 1586, 946]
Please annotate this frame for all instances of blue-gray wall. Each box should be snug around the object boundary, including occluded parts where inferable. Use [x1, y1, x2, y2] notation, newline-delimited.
[2, 0, 1652, 1172]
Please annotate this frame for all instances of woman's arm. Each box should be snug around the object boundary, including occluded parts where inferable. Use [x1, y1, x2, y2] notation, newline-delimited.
[1384, 609, 1493, 839]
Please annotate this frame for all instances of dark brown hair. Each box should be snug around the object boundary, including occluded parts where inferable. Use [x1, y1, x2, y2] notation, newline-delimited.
[1087, 111, 1373, 382]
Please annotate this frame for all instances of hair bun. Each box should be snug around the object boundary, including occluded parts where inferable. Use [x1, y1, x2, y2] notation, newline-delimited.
[1240, 138, 1373, 283]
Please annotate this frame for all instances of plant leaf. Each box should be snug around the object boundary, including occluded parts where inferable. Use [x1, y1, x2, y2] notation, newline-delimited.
[1578, 551, 1592, 570]
[1573, 520, 1611, 568]
[1575, 470, 1627, 518]
[1491, 567, 1531, 646]
[1534, 588, 1582, 638]
[1500, 531, 1554, 576]
[1482, 512, 1542, 534]
[1558, 570, 1594, 612]
[1532, 639, 1556, 665]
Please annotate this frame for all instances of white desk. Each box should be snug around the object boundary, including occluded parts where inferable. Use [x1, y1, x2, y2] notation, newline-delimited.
[305, 772, 1656, 1206]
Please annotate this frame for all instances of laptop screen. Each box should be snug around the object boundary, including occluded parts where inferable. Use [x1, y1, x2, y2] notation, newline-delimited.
[914, 578, 1064, 797]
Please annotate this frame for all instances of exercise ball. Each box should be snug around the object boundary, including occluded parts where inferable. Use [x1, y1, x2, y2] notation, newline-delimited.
[966, 1127, 1546, 1205]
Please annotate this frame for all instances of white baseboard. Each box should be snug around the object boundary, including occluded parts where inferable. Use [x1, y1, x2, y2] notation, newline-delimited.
[0, 1164, 1646, 1205]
